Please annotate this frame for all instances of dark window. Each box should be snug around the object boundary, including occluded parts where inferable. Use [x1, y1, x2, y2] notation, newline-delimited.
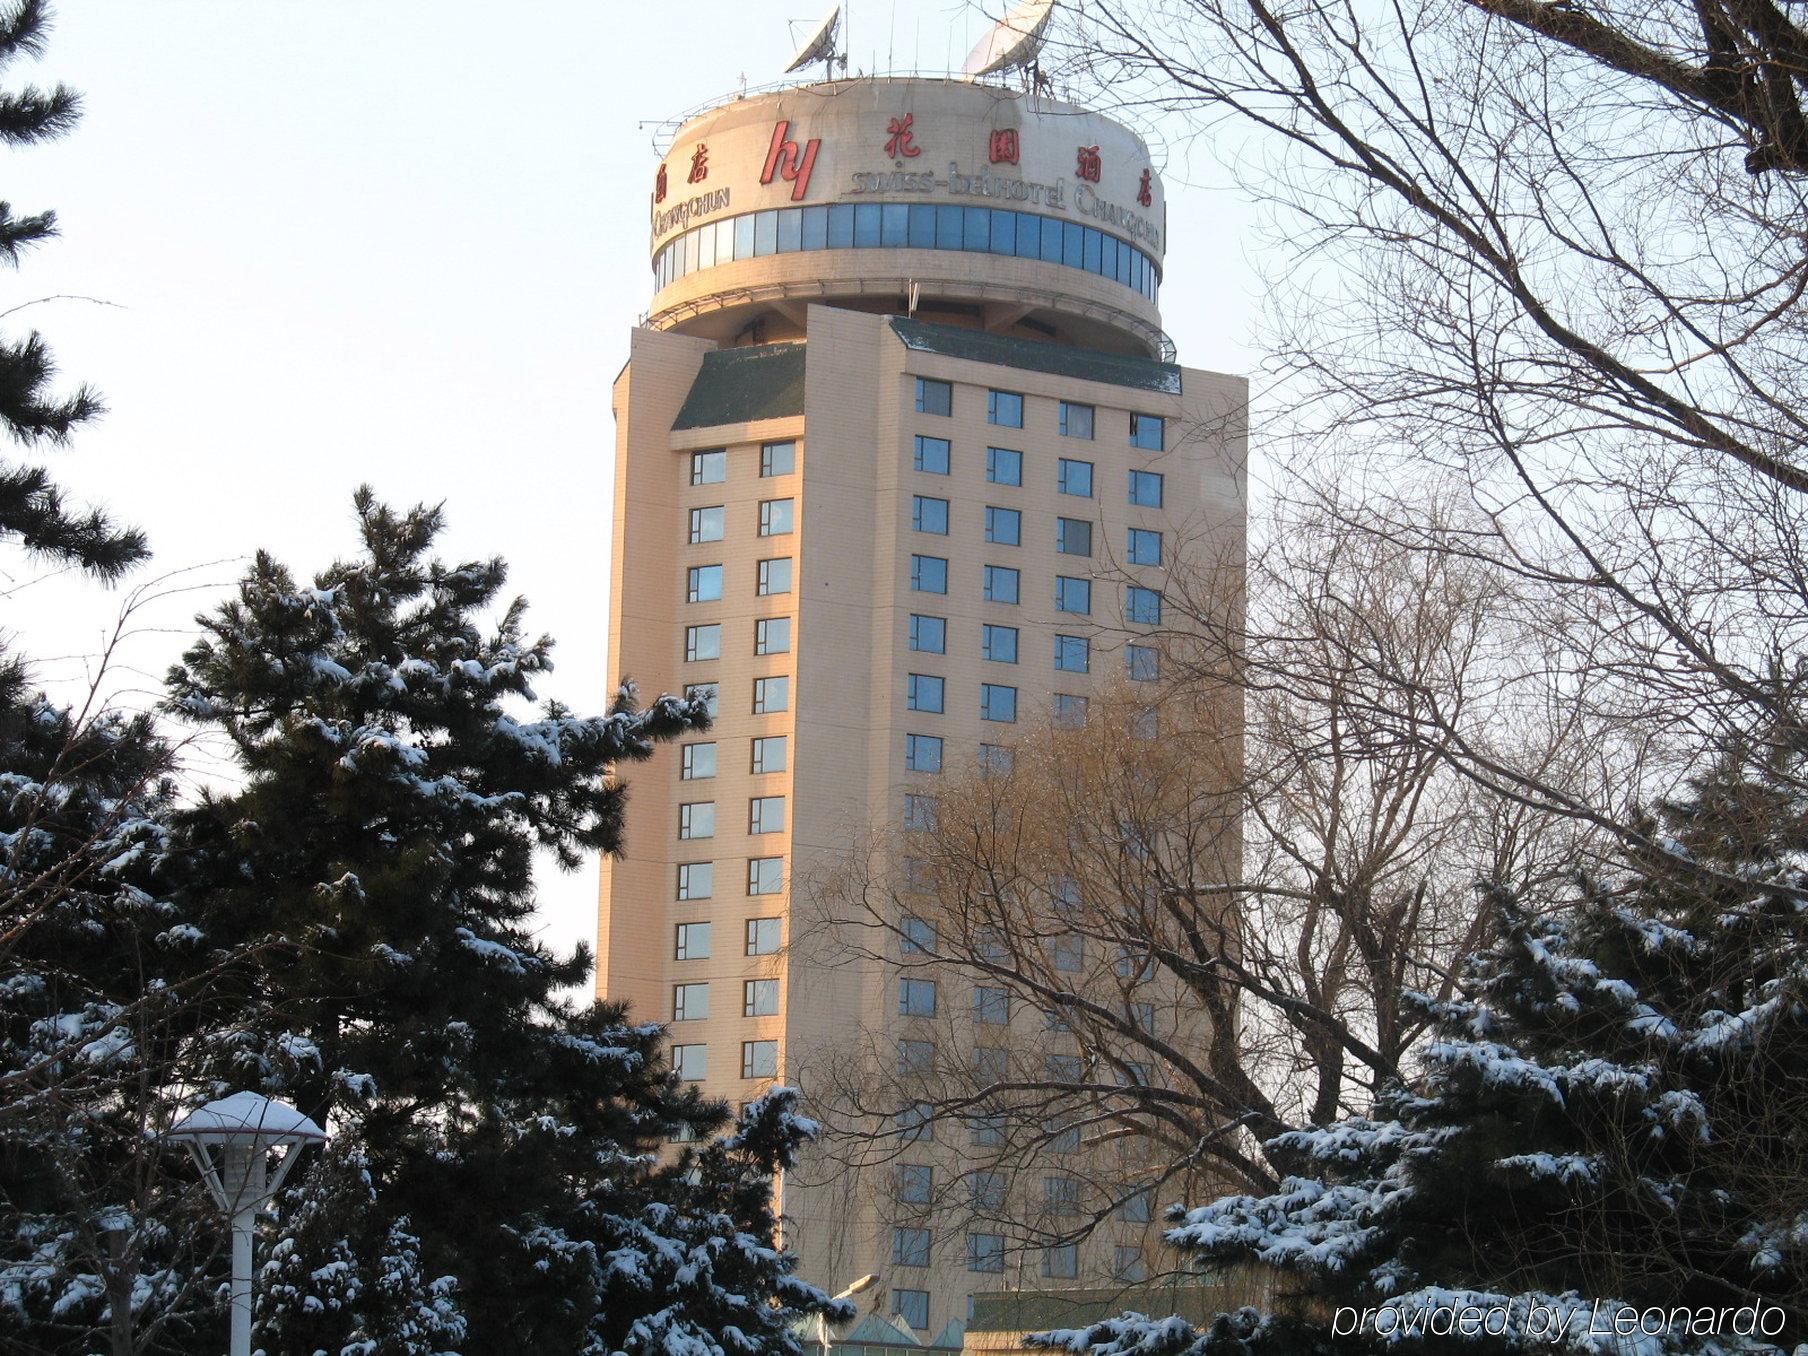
[915, 378, 952, 416]
[1056, 517, 1093, 556]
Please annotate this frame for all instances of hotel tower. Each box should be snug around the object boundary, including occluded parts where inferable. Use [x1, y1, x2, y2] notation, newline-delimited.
[598, 74, 1246, 1344]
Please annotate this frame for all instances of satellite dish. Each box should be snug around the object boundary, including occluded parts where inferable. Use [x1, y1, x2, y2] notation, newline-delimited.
[785, 4, 842, 74]
[962, 0, 1056, 79]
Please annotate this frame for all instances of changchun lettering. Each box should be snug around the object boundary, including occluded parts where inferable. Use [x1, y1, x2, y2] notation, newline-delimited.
[653, 186, 732, 237]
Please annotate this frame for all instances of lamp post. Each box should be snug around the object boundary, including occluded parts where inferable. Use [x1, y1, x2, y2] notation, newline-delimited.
[819, 1273, 879, 1356]
[167, 1092, 327, 1356]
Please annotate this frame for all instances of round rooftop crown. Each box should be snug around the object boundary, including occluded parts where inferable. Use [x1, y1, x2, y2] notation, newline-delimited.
[646, 77, 1168, 358]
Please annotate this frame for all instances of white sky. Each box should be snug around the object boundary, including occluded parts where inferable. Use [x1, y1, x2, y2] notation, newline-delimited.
[0, 1, 1257, 985]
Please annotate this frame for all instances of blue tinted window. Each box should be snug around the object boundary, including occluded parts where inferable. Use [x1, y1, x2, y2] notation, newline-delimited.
[1083, 228, 1101, 273]
[981, 624, 1018, 664]
[1041, 217, 1064, 260]
[753, 210, 777, 255]
[1016, 212, 1041, 259]
[827, 203, 854, 248]
[855, 203, 882, 246]
[913, 495, 949, 534]
[1101, 234, 1118, 280]
[986, 447, 1022, 486]
[1117, 241, 1132, 285]
[882, 204, 909, 246]
[908, 203, 936, 248]
[911, 555, 948, 594]
[1063, 221, 1084, 268]
[1055, 576, 1092, 615]
[1129, 470, 1165, 509]
[776, 207, 802, 253]
[735, 214, 755, 260]
[801, 205, 828, 250]
[983, 565, 1020, 605]
[964, 206, 991, 251]
[936, 204, 963, 249]
[991, 209, 1016, 255]
[914, 435, 951, 473]
[909, 614, 946, 653]
[1126, 586, 1162, 624]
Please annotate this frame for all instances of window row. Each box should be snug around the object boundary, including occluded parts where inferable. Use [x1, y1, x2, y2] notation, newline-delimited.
[909, 502, 1164, 565]
[686, 441, 796, 487]
[680, 736, 788, 779]
[669, 1039, 778, 1082]
[675, 856, 787, 901]
[653, 203, 1162, 304]
[674, 917, 782, 959]
[674, 795, 787, 839]
[907, 559, 1163, 621]
[916, 382, 1166, 455]
[683, 679, 788, 717]
[911, 434, 1165, 508]
[682, 618, 793, 659]
[684, 498, 794, 543]
[907, 642, 1161, 688]
[670, 977, 782, 1021]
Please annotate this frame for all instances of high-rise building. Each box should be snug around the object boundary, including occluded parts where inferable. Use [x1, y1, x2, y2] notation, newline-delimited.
[599, 75, 1245, 1340]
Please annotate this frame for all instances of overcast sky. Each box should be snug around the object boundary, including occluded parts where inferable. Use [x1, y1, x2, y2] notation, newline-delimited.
[0, 1, 1257, 979]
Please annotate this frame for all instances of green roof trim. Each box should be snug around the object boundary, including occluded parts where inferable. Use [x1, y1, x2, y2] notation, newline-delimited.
[890, 318, 1182, 395]
[671, 342, 807, 431]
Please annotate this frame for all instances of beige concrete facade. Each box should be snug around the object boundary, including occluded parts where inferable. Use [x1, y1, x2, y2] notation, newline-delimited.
[601, 75, 1246, 1345]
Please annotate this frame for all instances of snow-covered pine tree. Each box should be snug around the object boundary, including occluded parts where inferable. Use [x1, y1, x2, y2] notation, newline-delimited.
[0, 653, 227, 1355]
[166, 490, 841, 1355]
[1043, 723, 1808, 1354]
[0, 0, 145, 580]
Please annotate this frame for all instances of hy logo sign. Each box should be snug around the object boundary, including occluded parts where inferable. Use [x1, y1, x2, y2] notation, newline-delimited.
[760, 120, 821, 201]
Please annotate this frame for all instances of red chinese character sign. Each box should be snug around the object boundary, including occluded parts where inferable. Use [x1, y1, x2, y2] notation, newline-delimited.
[1137, 167, 1153, 207]
[687, 143, 709, 184]
[989, 129, 1019, 165]
[1075, 145, 1102, 183]
[885, 113, 921, 160]
[653, 162, 668, 204]
[760, 120, 822, 201]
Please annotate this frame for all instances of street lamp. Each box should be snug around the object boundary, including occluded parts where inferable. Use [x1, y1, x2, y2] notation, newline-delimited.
[167, 1091, 327, 1356]
[820, 1273, 880, 1356]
